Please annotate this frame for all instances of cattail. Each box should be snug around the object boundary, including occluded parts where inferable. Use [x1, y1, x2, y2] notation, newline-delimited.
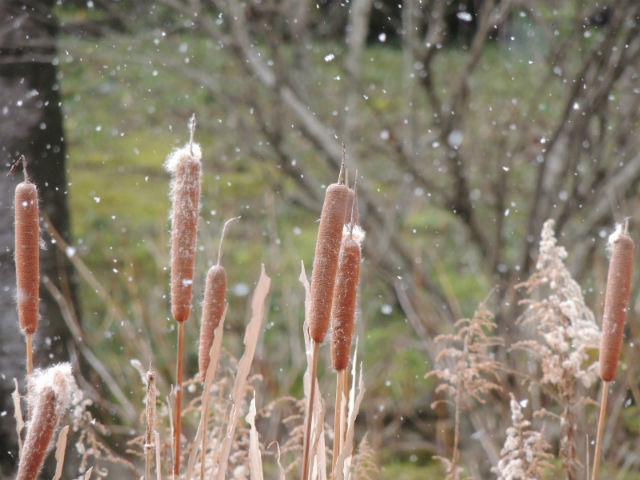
[198, 217, 239, 378]
[165, 116, 202, 323]
[17, 363, 77, 480]
[330, 235, 362, 371]
[309, 166, 349, 344]
[13, 158, 40, 337]
[599, 224, 634, 382]
[166, 115, 201, 477]
[199, 265, 226, 377]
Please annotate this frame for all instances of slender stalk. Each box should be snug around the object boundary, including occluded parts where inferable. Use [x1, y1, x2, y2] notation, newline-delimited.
[174, 322, 185, 478]
[341, 368, 349, 444]
[592, 382, 609, 480]
[332, 371, 344, 477]
[302, 341, 319, 480]
[451, 379, 462, 476]
[26, 334, 33, 375]
[145, 370, 156, 480]
[199, 407, 209, 480]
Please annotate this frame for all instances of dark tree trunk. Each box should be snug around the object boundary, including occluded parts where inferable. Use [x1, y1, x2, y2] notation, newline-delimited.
[0, 1, 76, 474]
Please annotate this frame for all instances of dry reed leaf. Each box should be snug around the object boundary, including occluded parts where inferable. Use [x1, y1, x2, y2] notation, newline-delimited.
[300, 260, 311, 320]
[12, 378, 23, 454]
[53, 424, 70, 480]
[334, 346, 365, 480]
[185, 304, 227, 478]
[275, 443, 286, 480]
[167, 391, 176, 472]
[246, 395, 264, 480]
[310, 401, 327, 480]
[215, 265, 271, 480]
[300, 261, 327, 479]
[144, 370, 157, 480]
[129, 359, 147, 385]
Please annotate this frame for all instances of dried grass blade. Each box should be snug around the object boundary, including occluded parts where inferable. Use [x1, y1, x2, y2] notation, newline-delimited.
[300, 261, 326, 478]
[246, 395, 264, 480]
[310, 400, 327, 480]
[83, 466, 93, 480]
[52, 425, 70, 480]
[155, 430, 162, 480]
[335, 350, 365, 480]
[275, 443, 286, 480]
[185, 305, 228, 479]
[215, 266, 271, 480]
[12, 379, 23, 454]
[144, 371, 157, 480]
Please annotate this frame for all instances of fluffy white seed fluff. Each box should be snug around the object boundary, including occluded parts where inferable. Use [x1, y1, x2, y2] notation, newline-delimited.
[164, 142, 202, 174]
[27, 363, 80, 436]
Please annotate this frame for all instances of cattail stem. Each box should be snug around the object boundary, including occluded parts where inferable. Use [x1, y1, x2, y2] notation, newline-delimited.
[341, 368, 349, 443]
[199, 406, 209, 480]
[302, 341, 319, 480]
[174, 322, 185, 478]
[592, 382, 609, 480]
[332, 371, 344, 478]
[26, 334, 33, 375]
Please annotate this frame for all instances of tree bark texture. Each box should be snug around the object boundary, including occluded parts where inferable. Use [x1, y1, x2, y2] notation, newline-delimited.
[0, 1, 75, 474]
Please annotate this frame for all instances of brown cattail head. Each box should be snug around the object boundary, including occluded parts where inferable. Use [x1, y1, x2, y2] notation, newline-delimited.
[309, 167, 349, 343]
[13, 158, 40, 336]
[331, 235, 362, 371]
[599, 224, 634, 382]
[199, 265, 226, 378]
[165, 123, 202, 323]
[18, 363, 78, 480]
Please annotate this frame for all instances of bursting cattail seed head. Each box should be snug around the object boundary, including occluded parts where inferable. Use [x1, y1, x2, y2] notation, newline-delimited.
[331, 233, 362, 371]
[199, 264, 226, 377]
[14, 169, 40, 336]
[18, 363, 78, 480]
[599, 224, 634, 382]
[165, 141, 202, 323]
[309, 176, 349, 343]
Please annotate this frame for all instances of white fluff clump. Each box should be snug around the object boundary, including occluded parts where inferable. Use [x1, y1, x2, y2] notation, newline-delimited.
[27, 363, 81, 436]
[493, 394, 551, 480]
[164, 142, 202, 175]
[343, 224, 366, 245]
